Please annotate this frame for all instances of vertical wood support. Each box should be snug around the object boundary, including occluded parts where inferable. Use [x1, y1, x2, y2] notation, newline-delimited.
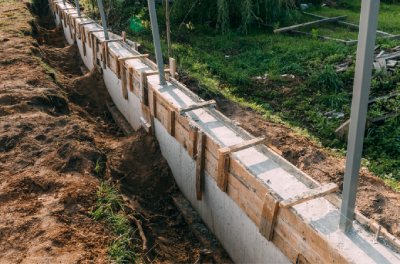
[140, 72, 149, 106]
[196, 131, 206, 200]
[169, 57, 176, 79]
[169, 110, 175, 137]
[339, 0, 380, 232]
[120, 62, 128, 100]
[259, 189, 281, 241]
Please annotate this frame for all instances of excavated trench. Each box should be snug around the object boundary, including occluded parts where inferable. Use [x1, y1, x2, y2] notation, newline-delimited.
[0, 0, 230, 262]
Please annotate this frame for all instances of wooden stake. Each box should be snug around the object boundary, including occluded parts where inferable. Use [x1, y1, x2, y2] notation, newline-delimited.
[196, 131, 206, 200]
[169, 57, 176, 79]
[259, 190, 281, 241]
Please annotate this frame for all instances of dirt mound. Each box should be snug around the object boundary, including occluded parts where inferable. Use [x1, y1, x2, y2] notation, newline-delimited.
[0, 1, 226, 263]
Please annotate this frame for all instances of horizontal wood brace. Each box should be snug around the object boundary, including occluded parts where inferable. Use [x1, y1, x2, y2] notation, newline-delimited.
[219, 137, 266, 155]
[118, 54, 149, 61]
[145, 69, 170, 76]
[79, 21, 95, 25]
[179, 100, 216, 115]
[87, 29, 104, 34]
[279, 183, 339, 208]
[101, 39, 123, 44]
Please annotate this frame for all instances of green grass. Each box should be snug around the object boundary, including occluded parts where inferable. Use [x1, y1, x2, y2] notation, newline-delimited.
[91, 182, 137, 263]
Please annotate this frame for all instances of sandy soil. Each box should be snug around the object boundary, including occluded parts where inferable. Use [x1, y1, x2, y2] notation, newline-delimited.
[0, 1, 225, 263]
[179, 73, 400, 238]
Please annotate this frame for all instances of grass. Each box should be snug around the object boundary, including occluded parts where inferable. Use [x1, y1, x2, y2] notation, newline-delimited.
[91, 182, 137, 263]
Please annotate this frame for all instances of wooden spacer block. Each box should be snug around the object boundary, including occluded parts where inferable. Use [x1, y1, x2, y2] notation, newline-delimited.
[196, 131, 206, 200]
[179, 100, 216, 115]
[259, 189, 281, 241]
[279, 183, 338, 208]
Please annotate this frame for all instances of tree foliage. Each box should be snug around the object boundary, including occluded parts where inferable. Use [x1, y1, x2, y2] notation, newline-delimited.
[171, 0, 297, 32]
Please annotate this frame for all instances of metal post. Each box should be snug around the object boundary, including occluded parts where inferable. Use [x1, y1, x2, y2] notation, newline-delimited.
[339, 0, 380, 232]
[63, 0, 66, 6]
[75, 0, 81, 17]
[147, 0, 166, 85]
[96, 0, 109, 40]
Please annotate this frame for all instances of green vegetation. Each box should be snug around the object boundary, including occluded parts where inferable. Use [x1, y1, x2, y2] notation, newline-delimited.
[91, 182, 137, 263]
[81, 0, 400, 188]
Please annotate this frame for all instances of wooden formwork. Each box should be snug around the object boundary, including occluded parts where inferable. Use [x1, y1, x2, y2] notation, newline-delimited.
[51, 2, 400, 263]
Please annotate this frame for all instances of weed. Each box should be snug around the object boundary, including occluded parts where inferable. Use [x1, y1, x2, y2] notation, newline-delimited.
[91, 182, 136, 263]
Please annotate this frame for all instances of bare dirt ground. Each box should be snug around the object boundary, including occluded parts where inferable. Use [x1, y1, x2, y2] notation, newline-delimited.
[0, 1, 226, 263]
[179, 73, 400, 238]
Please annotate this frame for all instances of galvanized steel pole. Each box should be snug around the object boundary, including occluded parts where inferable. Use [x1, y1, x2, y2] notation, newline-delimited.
[75, 0, 81, 17]
[96, 0, 109, 40]
[147, 0, 166, 85]
[339, 0, 380, 232]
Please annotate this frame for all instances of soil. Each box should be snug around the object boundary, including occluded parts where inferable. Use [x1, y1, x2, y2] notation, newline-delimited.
[0, 1, 227, 263]
[178, 73, 400, 238]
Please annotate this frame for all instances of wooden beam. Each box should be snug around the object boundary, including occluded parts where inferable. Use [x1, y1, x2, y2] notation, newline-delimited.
[303, 12, 393, 37]
[79, 21, 95, 25]
[196, 131, 206, 200]
[118, 54, 149, 61]
[259, 189, 281, 241]
[219, 137, 265, 155]
[169, 57, 176, 79]
[274, 16, 347, 33]
[280, 183, 339, 208]
[169, 110, 176, 137]
[179, 100, 216, 115]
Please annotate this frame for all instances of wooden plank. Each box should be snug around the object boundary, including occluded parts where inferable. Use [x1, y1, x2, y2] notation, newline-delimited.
[180, 100, 216, 115]
[219, 137, 265, 155]
[303, 12, 393, 37]
[120, 62, 128, 100]
[188, 125, 198, 158]
[274, 16, 347, 33]
[279, 183, 338, 208]
[169, 110, 176, 137]
[118, 54, 149, 61]
[196, 131, 206, 200]
[169, 57, 176, 79]
[259, 189, 281, 241]
[79, 21, 95, 25]
[217, 149, 230, 192]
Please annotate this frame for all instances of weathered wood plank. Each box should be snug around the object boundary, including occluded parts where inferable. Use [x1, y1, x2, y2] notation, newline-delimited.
[196, 131, 206, 200]
[280, 183, 339, 208]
